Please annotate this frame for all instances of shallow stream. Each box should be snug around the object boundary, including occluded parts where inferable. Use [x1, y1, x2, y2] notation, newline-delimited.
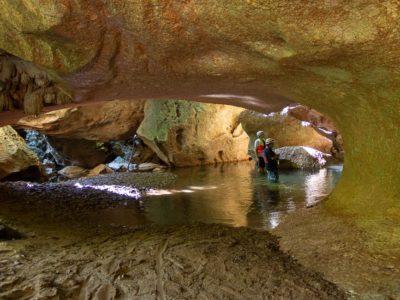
[86, 162, 342, 230]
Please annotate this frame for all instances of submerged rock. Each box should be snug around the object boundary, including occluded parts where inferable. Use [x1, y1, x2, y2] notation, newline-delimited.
[0, 126, 42, 181]
[276, 146, 331, 170]
[137, 100, 249, 167]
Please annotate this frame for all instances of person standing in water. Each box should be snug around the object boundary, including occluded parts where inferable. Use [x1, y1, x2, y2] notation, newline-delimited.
[254, 131, 266, 173]
[264, 138, 279, 182]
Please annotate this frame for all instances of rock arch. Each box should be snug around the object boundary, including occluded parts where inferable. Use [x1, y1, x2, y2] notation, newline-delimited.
[0, 1, 399, 229]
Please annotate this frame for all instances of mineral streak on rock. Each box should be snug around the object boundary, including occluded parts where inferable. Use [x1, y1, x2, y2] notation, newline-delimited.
[0, 1, 399, 226]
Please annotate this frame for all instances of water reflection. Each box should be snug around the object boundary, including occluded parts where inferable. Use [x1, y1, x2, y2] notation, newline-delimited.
[86, 162, 342, 230]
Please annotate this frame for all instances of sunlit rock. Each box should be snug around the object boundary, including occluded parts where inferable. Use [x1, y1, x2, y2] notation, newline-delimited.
[137, 100, 249, 167]
[17, 100, 145, 141]
[0, 126, 41, 180]
[276, 146, 331, 170]
[87, 164, 113, 177]
[239, 109, 333, 156]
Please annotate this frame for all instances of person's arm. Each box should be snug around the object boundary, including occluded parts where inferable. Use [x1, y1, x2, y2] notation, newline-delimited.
[254, 139, 260, 154]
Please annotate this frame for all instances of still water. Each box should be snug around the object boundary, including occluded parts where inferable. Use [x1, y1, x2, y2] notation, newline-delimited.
[90, 162, 342, 230]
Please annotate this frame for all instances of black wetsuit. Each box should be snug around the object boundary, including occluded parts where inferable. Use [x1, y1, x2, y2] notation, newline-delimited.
[264, 146, 279, 182]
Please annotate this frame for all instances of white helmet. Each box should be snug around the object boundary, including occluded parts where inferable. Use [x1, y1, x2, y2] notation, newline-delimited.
[256, 131, 264, 137]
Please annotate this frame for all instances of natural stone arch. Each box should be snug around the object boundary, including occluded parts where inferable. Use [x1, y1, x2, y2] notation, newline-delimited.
[0, 1, 399, 232]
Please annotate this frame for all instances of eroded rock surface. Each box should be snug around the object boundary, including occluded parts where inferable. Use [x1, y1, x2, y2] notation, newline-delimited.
[0, 54, 71, 114]
[17, 100, 145, 141]
[276, 146, 331, 170]
[239, 108, 333, 156]
[137, 100, 249, 166]
[0, 126, 41, 181]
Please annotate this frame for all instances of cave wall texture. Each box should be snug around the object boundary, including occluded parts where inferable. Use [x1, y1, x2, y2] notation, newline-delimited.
[0, 1, 399, 229]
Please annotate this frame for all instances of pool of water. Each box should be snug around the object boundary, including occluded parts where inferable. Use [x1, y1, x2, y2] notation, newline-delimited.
[90, 162, 342, 230]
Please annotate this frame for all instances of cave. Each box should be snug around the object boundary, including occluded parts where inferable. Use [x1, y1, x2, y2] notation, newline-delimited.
[0, 1, 399, 299]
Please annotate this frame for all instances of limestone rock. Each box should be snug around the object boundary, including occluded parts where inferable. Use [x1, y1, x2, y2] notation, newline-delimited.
[239, 109, 332, 157]
[58, 166, 88, 179]
[87, 164, 113, 177]
[0, 126, 41, 180]
[137, 100, 249, 167]
[287, 105, 344, 160]
[136, 163, 165, 172]
[18, 100, 146, 141]
[0, 54, 72, 114]
[275, 146, 331, 170]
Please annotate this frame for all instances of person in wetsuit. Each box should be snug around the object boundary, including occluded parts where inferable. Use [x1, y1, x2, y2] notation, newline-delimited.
[254, 131, 266, 173]
[264, 138, 279, 182]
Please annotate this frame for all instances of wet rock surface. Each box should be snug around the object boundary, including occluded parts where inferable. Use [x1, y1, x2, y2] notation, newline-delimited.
[274, 207, 400, 299]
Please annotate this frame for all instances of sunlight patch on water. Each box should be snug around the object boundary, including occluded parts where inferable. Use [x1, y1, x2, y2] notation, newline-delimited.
[74, 183, 141, 199]
[304, 169, 331, 206]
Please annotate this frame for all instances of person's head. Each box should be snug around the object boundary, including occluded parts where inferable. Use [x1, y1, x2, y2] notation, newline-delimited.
[265, 138, 274, 148]
[256, 131, 264, 138]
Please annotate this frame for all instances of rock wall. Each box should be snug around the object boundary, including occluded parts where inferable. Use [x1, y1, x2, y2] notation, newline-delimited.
[239, 109, 333, 156]
[137, 100, 249, 167]
[17, 100, 145, 141]
[0, 1, 399, 227]
[0, 126, 41, 181]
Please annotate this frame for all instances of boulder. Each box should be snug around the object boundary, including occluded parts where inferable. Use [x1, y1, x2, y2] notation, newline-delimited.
[58, 166, 88, 179]
[137, 100, 249, 167]
[239, 109, 333, 157]
[17, 99, 146, 141]
[275, 146, 331, 170]
[0, 126, 42, 181]
[87, 164, 113, 177]
[136, 163, 166, 172]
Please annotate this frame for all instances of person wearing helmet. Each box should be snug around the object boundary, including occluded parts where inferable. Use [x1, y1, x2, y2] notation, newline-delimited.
[254, 131, 266, 173]
[264, 138, 279, 182]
